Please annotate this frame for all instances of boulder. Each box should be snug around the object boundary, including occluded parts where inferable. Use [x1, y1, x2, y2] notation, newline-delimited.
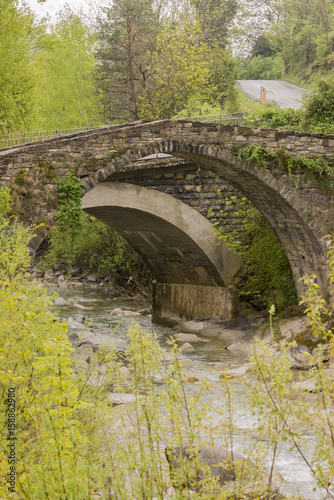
[175, 333, 205, 343]
[226, 342, 251, 357]
[68, 314, 85, 324]
[81, 335, 128, 353]
[280, 317, 309, 339]
[44, 269, 55, 279]
[165, 443, 250, 490]
[179, 343, 196, 353]
[183, 370, 199, 383]
[53, 296, 68, 306]
[291, 345, 312, 370]
[295, 378, 317, 392]
[110, 308, 141, 317]
[108, 393, 138, 405]
[57, 275, 67, 288]
[177, 321, 206, 333]
[222, 363, 253, 378]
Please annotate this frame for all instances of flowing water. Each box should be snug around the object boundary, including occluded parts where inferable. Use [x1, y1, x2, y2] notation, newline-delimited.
[49, 285, 328, 500]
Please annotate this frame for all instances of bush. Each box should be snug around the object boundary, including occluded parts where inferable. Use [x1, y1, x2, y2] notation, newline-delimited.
[302, 78, 334, 133]
[246, 105, 303, 130]
[211, 197, 297, 310]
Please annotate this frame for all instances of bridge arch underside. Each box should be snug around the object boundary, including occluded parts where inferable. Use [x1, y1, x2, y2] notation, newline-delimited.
[99, 144, 328, 299]
[82, 182, 241, 324]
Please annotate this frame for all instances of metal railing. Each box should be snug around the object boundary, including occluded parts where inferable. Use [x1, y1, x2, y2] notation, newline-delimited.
[0, 113, 249, 150]
[0, 125, 110, 149]
[179, 112, 248, 125]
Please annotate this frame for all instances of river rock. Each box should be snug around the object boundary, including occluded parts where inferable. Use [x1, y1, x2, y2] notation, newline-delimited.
[138, 308, 152, 316]
[222, 363, 253, 378]
[57, 275, 68, 288]
[108, 393, 138, 405]
[44, 269, 55, 279]
[183, 370, 199, 383]
[68, 314, 85, 324]
[81, 335, 128, 353]
[177, 321, 206, 333]
[110, 308, 141, 317]
[208, 415, 228, 430]
[53, 296, 68, 306]
[291, 345, 312, 370]
[179, 343, 196, 352]
[226, 342, 251, 357]
[280, 317, 309, 339]
[175, 333, 205, 343]
[295, 378, 317, 392]
[119, 366, 131, 378]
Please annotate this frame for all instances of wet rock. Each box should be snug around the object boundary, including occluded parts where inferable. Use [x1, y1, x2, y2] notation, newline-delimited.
[138, 308, 152, 316]
[53, 296, 68, 306]
[179, 343, 196, 353]
[110, 308, 141, 317]
[226, 342, 251, 357]
[219, 328, 250, 344]
[57, 275, 67, 288]
[70, 302, 92, 310]
[175, 333, 205, 343]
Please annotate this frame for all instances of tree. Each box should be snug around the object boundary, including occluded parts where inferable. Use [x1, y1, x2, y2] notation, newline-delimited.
[0, 0, 40, 133]
[208, 44, 238, 108]
[95, 0, 158, 122]
[139, 14, 210, 119]
[193, 0, 237, 48]
[35, 7, 101, 129]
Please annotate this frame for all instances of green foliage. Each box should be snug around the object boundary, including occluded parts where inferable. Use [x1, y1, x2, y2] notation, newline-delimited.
[139, 14, 211, 119]
[42, 212, 151, 292]
[35, 7, 101, 129]
[211, 195, 297, 309]
[233, 144, 334, 191]
[208, 45, 238, 109]
[0, 0, 41, 133]
[237, 53, 285, 80]
[96, 0, 158, 121]
[232, 144, 276, 169]
[246, 105, 303, 131]
[53, 172, 83, 266]
[302, 79, 334, 133]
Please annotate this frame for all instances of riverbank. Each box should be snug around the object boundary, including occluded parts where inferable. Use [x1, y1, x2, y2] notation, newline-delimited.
[39, 280, 333, 500]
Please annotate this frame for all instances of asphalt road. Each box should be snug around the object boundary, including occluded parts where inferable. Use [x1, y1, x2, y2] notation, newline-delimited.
[236, 80, 309, 109]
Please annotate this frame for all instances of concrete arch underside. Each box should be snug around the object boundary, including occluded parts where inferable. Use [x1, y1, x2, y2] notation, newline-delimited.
[90, 139, 330, 298]
[82, 182, 241, 323]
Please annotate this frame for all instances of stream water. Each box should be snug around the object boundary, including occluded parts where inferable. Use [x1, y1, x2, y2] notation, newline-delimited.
[49, 285, 327, 500]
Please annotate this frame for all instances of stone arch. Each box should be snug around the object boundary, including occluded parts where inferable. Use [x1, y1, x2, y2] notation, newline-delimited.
[81, 182, 240, 287]
[82, 137, 329, 297]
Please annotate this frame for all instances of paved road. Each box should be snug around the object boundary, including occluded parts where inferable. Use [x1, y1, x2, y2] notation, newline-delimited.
[236, 80, 309, 109]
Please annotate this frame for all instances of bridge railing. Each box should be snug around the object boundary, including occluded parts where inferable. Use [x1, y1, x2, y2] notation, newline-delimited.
[179, 112, 248, 125]
[0, 125, 109, 149]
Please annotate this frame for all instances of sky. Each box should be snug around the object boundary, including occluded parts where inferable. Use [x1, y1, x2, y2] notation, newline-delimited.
[27, 0, 87, 19]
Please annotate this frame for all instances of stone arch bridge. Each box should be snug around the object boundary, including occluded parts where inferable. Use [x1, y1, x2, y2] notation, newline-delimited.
[1, 119, 334, 322]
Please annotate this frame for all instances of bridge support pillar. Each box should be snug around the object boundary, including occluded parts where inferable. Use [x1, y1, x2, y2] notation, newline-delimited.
[152, 283, 239, 325]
